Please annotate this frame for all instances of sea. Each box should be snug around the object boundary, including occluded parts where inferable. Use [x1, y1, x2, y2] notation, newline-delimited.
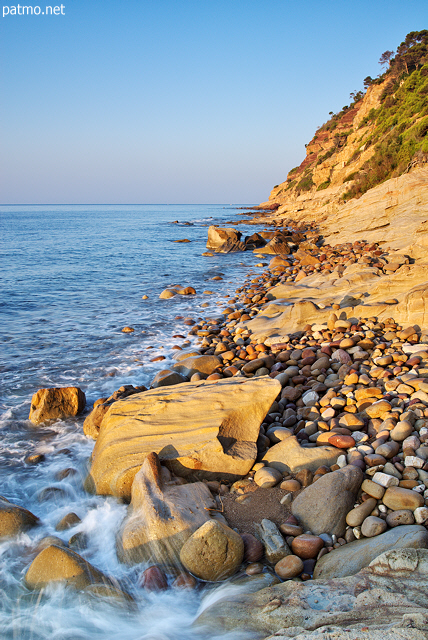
[0, 204, 268, 640]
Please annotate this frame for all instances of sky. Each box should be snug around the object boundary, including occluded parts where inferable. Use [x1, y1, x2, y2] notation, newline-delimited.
[0, 0, 427, 204]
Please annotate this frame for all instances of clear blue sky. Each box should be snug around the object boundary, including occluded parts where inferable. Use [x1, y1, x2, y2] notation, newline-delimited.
[0, 0, 426, 204]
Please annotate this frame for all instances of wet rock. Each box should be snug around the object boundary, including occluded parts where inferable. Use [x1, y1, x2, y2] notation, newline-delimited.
[241, 532, 264, 562]
[139, 566, 168, 591]
[29, 387, 86, 425]
[274, 555, 304, 579]
[25, 545, 109, 590]
[55, 512, 81, 531]
[180, 519, 244, 581]
[151, 370, 188, 388]
[254, 519, 291, 564]
[291, 534, 324, 559]
[0, 498, 39, 539]
[172, 571, 197, 589]
[117, 452, 215, 565]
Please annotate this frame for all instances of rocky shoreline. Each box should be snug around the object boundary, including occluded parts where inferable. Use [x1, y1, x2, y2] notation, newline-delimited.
[2, 215, 428, 639]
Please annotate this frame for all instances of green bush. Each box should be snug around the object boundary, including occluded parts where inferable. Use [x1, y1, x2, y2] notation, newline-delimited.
[316, 180, 331, 191]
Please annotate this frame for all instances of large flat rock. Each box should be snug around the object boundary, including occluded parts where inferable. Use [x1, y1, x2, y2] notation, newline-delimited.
[85, 377, 281, 500]
[194, 548, 428, 637]
[262, 435, 340, 475]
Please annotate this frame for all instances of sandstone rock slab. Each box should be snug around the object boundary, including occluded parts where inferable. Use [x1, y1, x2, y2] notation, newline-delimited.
[85, 377, 281, 500]
[195, 548, 428, 637]
[262, 436, 340, 475]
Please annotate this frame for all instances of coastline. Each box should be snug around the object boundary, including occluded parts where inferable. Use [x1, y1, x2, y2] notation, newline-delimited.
[3, 206, 428, 640]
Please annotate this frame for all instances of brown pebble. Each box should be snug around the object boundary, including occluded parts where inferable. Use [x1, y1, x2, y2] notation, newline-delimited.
[139, 566, 168, 591]
[274, 555, 304, 579]
[280, 479, 301, 492]
[279, 523, 304, 537]
[245, 562, 264, 576]
[241, 532, 264, 562]
[291, 534, 324, 559]
[328, 434, 355, 449]
[172, 572, 197, 589]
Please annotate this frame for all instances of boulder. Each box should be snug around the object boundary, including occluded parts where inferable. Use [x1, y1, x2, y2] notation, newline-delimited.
[172, 355, 222, 377]
[180, 519, 244, 581]
[194, 548, 428, 637]
[0, 497, 39, 538]
[117, 452, 215, 565]
[29, 387, 86, 425]
[25, 544, 108, 590]
[85, 377, 281, 500]
[206, 226, 245, 252]
[151, 370, 188, 388]
[313, 525, 428, 579]
[291, 465, 363, 537]
[262, 436, 340, 475]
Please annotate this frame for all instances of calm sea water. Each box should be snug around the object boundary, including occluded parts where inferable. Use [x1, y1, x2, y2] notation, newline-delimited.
[0, 204, 265, 640]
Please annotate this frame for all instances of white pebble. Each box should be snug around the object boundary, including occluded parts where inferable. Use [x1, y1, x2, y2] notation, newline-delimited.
[414, 507, 428, 524]
[378, 504, 387, 513]
[412, 484, 426, 494]
[372, 472, 400, 488]
[337, 455, 347, 468]
[405, 456, 425, 468]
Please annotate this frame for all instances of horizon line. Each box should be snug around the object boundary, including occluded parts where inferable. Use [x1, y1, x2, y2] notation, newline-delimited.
[0, 202, 258, 206]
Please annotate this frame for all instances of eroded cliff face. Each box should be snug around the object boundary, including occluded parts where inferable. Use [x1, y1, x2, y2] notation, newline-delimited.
[265, 82, 386, 208]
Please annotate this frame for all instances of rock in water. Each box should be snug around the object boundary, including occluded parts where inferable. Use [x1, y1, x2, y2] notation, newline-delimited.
[25, 544, 109, 590]
[117, 452, 215, 565]
[194, 548, 428, 637]
[179, 520, 244, 581]
[291, 465, 363, 537]
[85, 377, 281, 500]
[0, 497, 39, 538]
[29, 387, 86, 424]
[206, 226, 245, 252]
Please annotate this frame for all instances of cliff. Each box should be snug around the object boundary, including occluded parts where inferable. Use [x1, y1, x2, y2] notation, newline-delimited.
[261, 33, 428, 244]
